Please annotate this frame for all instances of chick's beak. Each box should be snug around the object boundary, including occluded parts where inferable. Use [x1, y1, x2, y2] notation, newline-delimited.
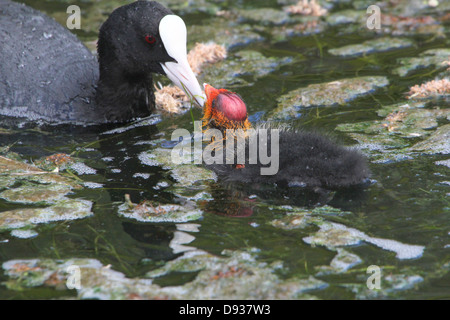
[204, 83, 232, 108]
[204, 83, 220, 106]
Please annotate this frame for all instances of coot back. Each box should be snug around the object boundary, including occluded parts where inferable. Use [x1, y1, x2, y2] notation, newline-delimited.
[0, 0, 98, 124]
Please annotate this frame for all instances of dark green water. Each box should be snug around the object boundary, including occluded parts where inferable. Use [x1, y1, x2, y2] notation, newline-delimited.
[0, 0, 449, 299]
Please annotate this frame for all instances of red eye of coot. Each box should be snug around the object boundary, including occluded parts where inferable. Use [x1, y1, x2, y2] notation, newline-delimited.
[145, 35, 156, 44]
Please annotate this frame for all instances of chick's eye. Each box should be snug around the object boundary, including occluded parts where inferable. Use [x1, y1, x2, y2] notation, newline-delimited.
[145, 35, 156, 45]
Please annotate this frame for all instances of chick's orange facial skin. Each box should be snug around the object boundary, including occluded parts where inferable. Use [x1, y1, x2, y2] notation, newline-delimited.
[202, 84, 252, 131]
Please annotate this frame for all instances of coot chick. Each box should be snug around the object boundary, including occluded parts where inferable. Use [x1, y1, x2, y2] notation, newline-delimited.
[0, 0, 204, 125]
[202, 84, 370, 190]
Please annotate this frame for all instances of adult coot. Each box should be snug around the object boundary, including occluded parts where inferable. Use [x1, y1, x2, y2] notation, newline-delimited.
[202, 84, 370, 190]
[0, 0, 204, 125]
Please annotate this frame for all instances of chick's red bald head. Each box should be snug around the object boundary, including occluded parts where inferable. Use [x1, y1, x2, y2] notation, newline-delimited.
[203, 84, 250, 130]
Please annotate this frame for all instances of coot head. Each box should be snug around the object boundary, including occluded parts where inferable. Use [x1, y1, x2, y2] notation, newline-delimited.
[97, 1, 204, 121]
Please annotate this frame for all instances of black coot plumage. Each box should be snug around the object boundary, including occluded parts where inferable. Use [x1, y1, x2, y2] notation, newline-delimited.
[202, 84, 370, 191]
[0, 0, 204, 125]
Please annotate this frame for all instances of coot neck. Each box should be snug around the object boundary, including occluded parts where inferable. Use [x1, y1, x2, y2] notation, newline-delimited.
[95, 60, 155, 123]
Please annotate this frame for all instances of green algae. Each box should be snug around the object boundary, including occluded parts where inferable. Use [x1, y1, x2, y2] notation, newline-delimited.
[171, 165, 217, 187]
[0, 183, 73, 204]
[117, 198, 203, 223]
[0, 155, 81, 188]
[2, 203, 428, 299]
[269, 76, 389, 120]
[328, 37, 415, 57]
[326, 9, 365, 26]
[263, 204, 435, 297]
[159, 0, 221, 15]
[338, 105, 449, 139]
[0, 156, 93, 238]
[393, 48, 450, 77]
[168, 250, 327, 299]
[2, 249, 326, 299]
[10, 229, 39, 239]
[188, 21, 264, 50]
[270, 212, 310, 230]
[343, 270, 425, 299]
[315, 248, 362, 275]
[125, 145, 217, 223]
[270, 16, 326, 42]
[0, 199, 93, 233]
[267, 205, 425, 260]
[138, 147, 217, 186]
[303, 221, 362, 247]
[238, 8, 292, 26]
[335, 100, 450, 163]
[303, 220, 425, 259]
[410, 123, 450, 155]
[199, 50, 294, 88]
[269, 205, 351, 231]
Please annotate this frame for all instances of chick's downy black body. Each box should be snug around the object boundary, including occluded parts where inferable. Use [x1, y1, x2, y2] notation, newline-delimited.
[208, 128, 370, 190]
